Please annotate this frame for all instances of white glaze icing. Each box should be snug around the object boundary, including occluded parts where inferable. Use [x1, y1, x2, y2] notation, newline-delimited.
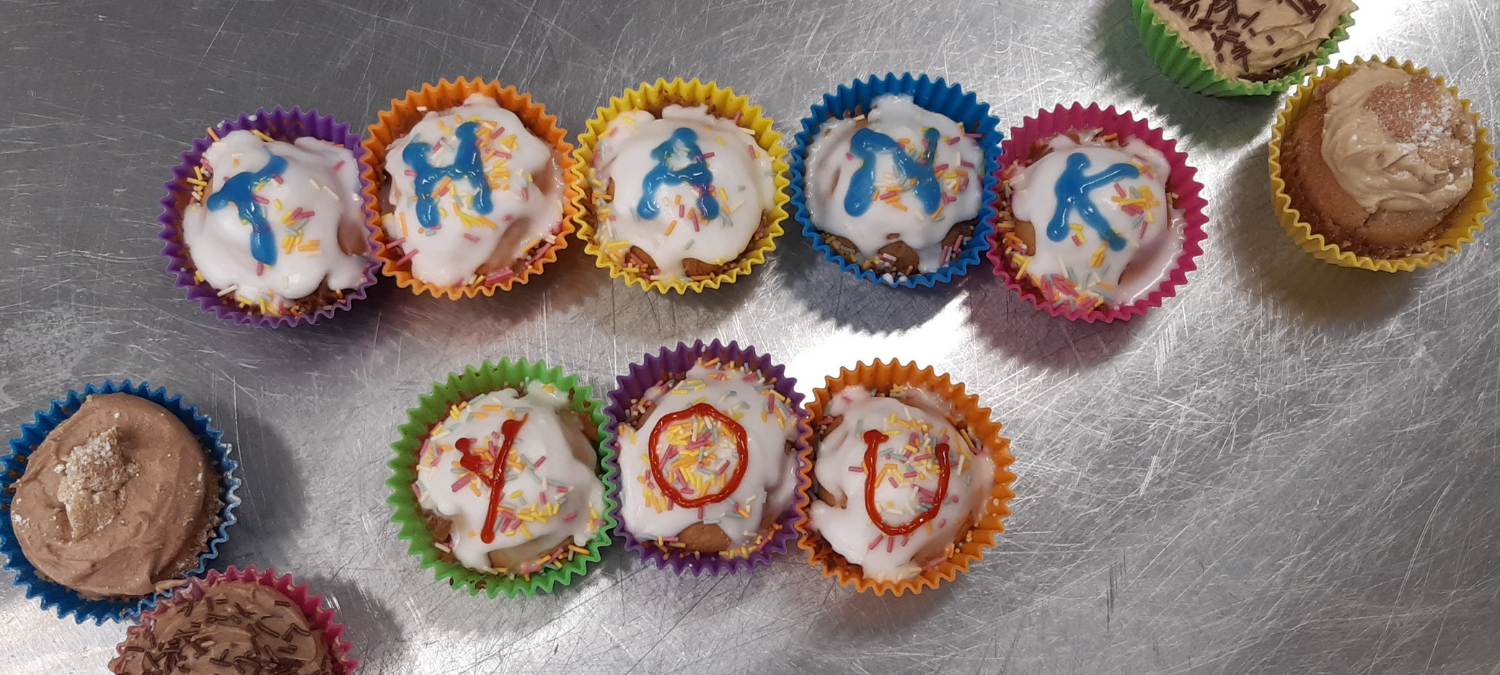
[1005, 130, 1185, 310]
[383, 93, 565, 288]
[616, 361, 800, 556]
[804, 94, 984, 274]
[809, 386, 994, 582]
[591, 105, 777, 280]
[1321, 63, 1476, 214]
[413, 383, 606, 575]
[183, 130, 369, 314]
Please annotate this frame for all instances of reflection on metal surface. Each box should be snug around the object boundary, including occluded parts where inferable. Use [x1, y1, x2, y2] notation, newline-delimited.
[0, 0, 1497, 673]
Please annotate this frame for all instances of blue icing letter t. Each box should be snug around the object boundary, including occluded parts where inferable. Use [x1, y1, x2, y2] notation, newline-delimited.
[402, 121, 494, 229]
[207, 154, 288, 267]
[638, 127, 719, 221]
[1047, 153, 1139, 251]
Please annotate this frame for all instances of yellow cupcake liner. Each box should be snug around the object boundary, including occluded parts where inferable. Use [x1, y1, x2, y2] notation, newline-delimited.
[796, 359, 1016, 596]
[572, 78, 790, 294]
[360, 78, 584, 299]
[1269, 57, 1497, 272]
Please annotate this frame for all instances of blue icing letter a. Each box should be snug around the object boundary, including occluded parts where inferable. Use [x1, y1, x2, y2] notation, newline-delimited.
[845, 127, 942, 217]
[207, 154, 288, 267]
[403, 121, 493, 229]
[638, 127, 719, 221]
[1047, 153, 1139, 251]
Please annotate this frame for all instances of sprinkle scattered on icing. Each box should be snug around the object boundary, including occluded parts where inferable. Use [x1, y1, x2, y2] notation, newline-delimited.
[805, 94, 984, 275]
[183, 130, 370, 315]
[591, 105, 776, 281]
[383, 94, 565, 288]
[809, 385, 993, 582]
[413, 383, 605, 576]
[1002, 129, 1185, 311]
[616, 359, 800, 558]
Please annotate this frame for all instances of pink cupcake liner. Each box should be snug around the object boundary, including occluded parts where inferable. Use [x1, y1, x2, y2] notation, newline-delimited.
[111, 565, 357, 674]
[159, 107, 382, 328]
[985, 103, 1209, 323]
[602, 340, 814, 576]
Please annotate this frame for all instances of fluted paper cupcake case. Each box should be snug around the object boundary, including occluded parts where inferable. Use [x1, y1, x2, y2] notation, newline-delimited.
[386, 358, 616, 597]
[573, 78, 792, 294]
[0, 380, 240, 624]
[788, 72, 1003, 288]
[1133, 0, 1356, 97]
[796, 359, 1016, 596]
[109, 565, 358, 675]
[986, 103, 1209, 323]
[361, 78, 584, 299]
[159, 107, 382, 327]
[1269, 57, 1496, 272]
[602, 340, 814, 575]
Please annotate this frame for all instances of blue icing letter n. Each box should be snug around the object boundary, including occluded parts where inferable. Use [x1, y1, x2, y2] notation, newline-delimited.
[845, 127, 942, 217]
[207, 154, 288, 267]
[402, 120, 493, 229]
[1047, 152, 1139, 251]
[638, 127, 719, 221]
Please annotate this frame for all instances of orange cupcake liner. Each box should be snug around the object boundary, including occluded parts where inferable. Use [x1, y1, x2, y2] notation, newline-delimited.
[796, 359, 1016, 596]
[360, 78, 584, 299]
[1269, 57, 1497, 272]
[572, 78, 791, 294]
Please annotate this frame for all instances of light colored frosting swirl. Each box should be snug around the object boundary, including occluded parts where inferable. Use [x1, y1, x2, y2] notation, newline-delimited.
[1147, 0, 1353, 80]
[1320, 63, 1476, 214]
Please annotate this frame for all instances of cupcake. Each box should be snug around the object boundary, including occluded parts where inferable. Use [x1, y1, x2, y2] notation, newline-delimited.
[798, 360, 1014, 596]
[801, 92, 986, 281]
[990, 104, 1208, 322]
[606, 341, 811, 573]
[576, 78, 790, 293]
[1134, 0, 1356, 96]
[387, 359, 614, 597]
[362, 79, 580, 299]
[0, 381, 238, 623]
[1272, 58, 1495, 269]
[109, 566, 355, 675]
[161, 108, 379, 327]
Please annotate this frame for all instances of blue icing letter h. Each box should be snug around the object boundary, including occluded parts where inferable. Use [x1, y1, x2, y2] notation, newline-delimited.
[402, 120, 493, 229]
[845, 127, 942, 217]
[206, 154, 289, 267]
[638, 127, 719, 221]
[1046, 152, 1139, 251]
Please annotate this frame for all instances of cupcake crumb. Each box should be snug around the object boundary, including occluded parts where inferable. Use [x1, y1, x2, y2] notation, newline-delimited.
[55, 427, 137, 539]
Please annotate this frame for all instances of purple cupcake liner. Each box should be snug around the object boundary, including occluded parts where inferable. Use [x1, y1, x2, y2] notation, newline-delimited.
[602, 340, 813, 576]
[159, 107, 382, 328]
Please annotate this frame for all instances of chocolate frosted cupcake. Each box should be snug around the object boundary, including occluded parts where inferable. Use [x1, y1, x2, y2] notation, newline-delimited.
[1134, 0, 1356, 96]
[1279, 61, 1481, 259]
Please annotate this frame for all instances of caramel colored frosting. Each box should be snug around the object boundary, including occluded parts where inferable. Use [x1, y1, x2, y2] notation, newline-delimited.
[1148, 0, 1353, 80]
[110, 581, 334, 675]
[1321, 63, 1476, 214]
[9, 393, 218, 599]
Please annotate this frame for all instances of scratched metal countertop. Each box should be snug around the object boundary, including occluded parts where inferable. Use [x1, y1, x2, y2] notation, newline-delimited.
[2, 0, 1498, 673]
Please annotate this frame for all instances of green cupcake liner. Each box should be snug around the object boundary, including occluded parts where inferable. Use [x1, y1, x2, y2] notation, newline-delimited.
[1132, 0, 1356, 97]
[385, 358, 617, 598]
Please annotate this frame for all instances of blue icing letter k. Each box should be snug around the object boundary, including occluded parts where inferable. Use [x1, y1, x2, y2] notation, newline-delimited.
[638, 127, 719, 221]
[1047, 152, 1139, 251]
[207, 153, 288, 267]
[403, 120, 493, 229]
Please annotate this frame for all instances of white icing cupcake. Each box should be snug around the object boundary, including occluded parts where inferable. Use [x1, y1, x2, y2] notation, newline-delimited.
[413, 383, 606, 576]
[804, 94, 985, 276]
[182, 130, 370, 316]
[591, 105, 777, 281]
[382, 94, 565, 288]
[616, 360, 800, 558]
[1003, 129, 1186, 310]
[809, 385, 995, 583]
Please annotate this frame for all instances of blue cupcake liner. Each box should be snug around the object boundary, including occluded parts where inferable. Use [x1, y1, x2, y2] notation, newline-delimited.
[0, 380, 240, 625]
[788, 73, 1004, 288]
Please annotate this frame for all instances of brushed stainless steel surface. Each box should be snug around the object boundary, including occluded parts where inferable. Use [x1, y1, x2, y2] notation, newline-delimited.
[2, 0, 1497, 673]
